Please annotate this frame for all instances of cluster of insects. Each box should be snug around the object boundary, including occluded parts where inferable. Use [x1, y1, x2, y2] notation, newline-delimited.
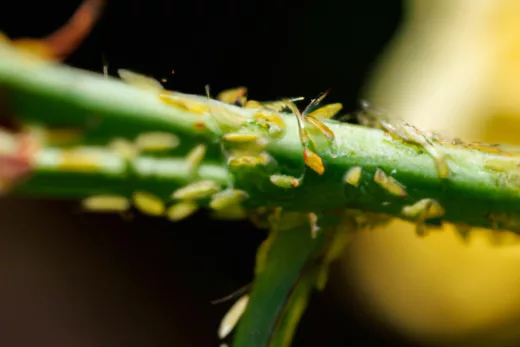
[87, 69, 349, 221]
[5, 1, 520, 344]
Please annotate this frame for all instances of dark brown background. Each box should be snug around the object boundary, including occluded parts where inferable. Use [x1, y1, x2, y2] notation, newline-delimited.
[0, 1, 411, 346]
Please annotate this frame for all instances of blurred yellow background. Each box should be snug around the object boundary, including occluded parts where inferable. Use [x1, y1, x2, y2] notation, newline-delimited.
[344, 1, 520, 346]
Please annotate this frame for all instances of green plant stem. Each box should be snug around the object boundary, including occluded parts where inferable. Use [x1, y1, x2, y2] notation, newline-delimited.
[2, 42, 520, 231]
[233, 214, 332, 347]
[13, 147, 230, 199]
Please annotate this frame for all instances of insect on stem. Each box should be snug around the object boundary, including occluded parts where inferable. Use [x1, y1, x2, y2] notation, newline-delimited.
[210, 284, 251, 305]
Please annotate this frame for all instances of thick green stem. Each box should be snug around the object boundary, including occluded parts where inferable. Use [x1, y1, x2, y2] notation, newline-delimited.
[1, 42, 520, 232]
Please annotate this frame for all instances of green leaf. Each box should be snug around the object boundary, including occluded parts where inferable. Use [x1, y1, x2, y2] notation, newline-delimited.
[232, 213, 352, 347]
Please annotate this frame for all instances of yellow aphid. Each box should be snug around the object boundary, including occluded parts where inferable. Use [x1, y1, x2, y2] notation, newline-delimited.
[223, 133, 268, 154]
[135, 132, 180, 152]
[244, 100, 261, 108]
[402, 198, 445, 220]
[344, 166, 362, 187]
[172, 180, 221, 200]
[59, 149, 102, 172]
[186, 144, 207, 175]
[210, 106, 247, 132]
[158, 92, 210, 115]
[82, 195, 130, 212]
[209, 189, 249, 210]
[217, 87, 247, 105]
[484, 158, 520, 172]
[166, 201, 199, 222]
[218, 295, 249, 339]
[109, 138, 139, 160]
[305, 116, 335, 140]
[307, 103, 343, 119]
[223, 133, 260, 143]
[379, 120, 450, 179]
[44, 128, 84, 145]
[251, 111, 286, 140]
[374, 168, 407, 197]
[132, 191, 165, 216]
[269, 174, 300, 188]
[117, 69, 164, 92]
[211, 204, 248, 220]
[228, 153, 270, 167]
[433, 156, 449, 180]
[304, 148, 325, 175]
[253, 111, 285, 128]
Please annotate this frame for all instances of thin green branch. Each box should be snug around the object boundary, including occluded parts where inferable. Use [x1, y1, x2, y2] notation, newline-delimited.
[233, 213, 333, 347]
[13, 146, 230, 199]
[1, 42, 520, 232]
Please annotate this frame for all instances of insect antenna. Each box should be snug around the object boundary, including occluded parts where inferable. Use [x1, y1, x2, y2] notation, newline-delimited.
[302, 89, 331, 116]
[210, 283, 251, 305]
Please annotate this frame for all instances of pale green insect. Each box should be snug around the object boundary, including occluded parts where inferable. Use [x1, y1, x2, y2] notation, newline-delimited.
[205, 85, 248, 133]
[209, 189, 249, 210]
[402, 198, 445, 237]
[82, 195, 130, 212]
[373, 168, 407, 197]
[484, 158, 520, 172]
[216, 86, 247, 106]
[158, 91, 211, 115]
[186, 144, 207, 175]
[251, 110, 286, 140]
[218, 294, 249, 340]
[344, 166, 362, 187]
[109, 138, 139, 160]
[222, 133, 268, 154]
[222, 133, 259, 143]
[25, 125, 83, 146]
[58, 148, 105, 173]
[360, 101, 449, 179]
[211, 107, 248, 133]
[132, 191, 166, 216]
[402, 198, 445, 219]
[227, 153, 270, 168]
[269, 174, 300, 188]
[171, 180, 221, 200]
[117, 69, 164, 92]
[134, 132, 180, 152]
[166, 201, 199, 222]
